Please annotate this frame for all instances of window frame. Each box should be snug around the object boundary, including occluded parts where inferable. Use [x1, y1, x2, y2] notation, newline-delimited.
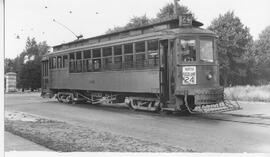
[179, 37, 199, 64]
[69, 53, 76, 73]
[199, 37, 215, 63]
[75, 51, 82, 73]
[66, 39, 161, 72]
[147, 39, 159, 67]
[57, 56, 62, 69]
[112, 45, 123, 70]
[92, 48, 101, 58]
[124, 43, 133, 54]
[63, 55, 68, 68]
[114, 45, 122, 56]
[52, 57, 57, 69]
[92, 48, 102, 72]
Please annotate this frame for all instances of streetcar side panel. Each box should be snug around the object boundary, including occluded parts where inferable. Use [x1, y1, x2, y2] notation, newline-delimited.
[49, 68, 159, 94]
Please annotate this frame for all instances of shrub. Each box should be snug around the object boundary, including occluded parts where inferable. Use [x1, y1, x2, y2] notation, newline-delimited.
[225, 85, 270, 102]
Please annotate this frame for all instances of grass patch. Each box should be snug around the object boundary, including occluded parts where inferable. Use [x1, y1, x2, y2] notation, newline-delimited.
[5, 112, 190, 152]
[225, 85, 270, 102]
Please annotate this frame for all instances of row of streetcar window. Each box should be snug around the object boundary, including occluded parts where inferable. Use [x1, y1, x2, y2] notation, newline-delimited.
[49, 55, 68, 69]
[49, 40, 159, 73]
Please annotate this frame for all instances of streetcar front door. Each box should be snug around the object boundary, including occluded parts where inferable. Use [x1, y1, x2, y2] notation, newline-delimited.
[159, 39, 176, 109]
[159, 40, 169, 107]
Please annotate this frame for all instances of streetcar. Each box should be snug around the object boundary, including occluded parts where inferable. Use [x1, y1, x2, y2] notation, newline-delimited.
[41, 14, 240, 113]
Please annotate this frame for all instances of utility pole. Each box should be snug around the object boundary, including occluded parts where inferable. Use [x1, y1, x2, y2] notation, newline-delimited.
[174, 0, 180, 16]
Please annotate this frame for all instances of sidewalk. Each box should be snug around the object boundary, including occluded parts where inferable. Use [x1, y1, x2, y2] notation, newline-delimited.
[5, 132, 51, 152]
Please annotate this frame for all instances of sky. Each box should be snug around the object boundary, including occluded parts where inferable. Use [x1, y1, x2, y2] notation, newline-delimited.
[4, 0, 270, 59]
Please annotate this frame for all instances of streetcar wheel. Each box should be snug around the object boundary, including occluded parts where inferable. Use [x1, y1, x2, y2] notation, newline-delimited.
[56, 94, 63, 103]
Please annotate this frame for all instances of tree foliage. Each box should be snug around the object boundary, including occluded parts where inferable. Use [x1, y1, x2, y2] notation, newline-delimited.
[106, 14, 151, 34]
[252, 26, 270, 84]
[5, 37, 49, 91]
[156, 2, 194, 19]
[4, 58, 15, 73]
[106, 3, 193, 34]
[208, 11, 253, 86]
[126, 15, 151, 28]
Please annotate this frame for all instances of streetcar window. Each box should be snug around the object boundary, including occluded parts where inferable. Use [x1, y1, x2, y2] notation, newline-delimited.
[200, 39, 214, 62]
[93, 49, 101, 58]
[82, 50, 91, 72]
[83, 50, 91, 59]
[113, 56, 122, 70]
[114, 45, 122, 56]
[86, 59, 93, 72]
[69, 53, 75, 73]
[69, 53, 75, 60]
[103, 57, 113, 70]
[77, 60, 82, 72]
[70, 61, 75, 73]
[75, 52, 82, 72]
[103, 47, 112, 57]
[147, 40, 159, 67]
[136, 53, 145, 68]
[93, 59, 101, 71]
[181, 39, 196, 62]
[148, 53, 159, 67]
[63, 55, 68, 68]
[135, 41, 145, 53]
[147, 40, 158, 51]
[49, 58, 52, 69]
[52, 57, 57, 69]
[57, 56, 62, 68]
[124, 55, 133, 69]
[124, 43, 133, 54]
[76, 52, 82, 59]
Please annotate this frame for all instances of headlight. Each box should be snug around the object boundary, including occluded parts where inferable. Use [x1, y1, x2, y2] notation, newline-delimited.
[207, 73, 213, 80]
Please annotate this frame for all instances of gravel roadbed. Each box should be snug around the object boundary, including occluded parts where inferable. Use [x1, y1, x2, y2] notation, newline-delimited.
[5, 111, 192, 152]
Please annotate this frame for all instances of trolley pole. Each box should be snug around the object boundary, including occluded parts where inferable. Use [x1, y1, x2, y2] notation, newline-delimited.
[53, 19, 83, 40]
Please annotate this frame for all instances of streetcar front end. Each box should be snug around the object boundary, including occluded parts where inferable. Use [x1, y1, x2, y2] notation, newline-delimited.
[171, 15, 240, 113]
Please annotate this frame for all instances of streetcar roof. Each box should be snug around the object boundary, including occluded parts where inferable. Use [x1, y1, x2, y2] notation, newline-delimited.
[43, 15, 217, 59]
[42, 26, 216, 59]
[52, 15, 204, 50]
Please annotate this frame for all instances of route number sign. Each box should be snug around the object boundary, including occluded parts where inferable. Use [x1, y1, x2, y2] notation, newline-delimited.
[182, 66, 196, 85]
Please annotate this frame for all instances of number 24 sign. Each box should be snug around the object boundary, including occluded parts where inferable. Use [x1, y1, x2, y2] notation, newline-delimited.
[182, 66, 196, 85]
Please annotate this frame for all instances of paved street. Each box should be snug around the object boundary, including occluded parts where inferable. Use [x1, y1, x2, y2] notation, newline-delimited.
[4, 93, 270, 152]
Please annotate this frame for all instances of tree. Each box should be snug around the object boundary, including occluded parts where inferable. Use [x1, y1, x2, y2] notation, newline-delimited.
[252, 26, 270, 84]
[208, 11, 253, 86]
[156, 2, 194, 19]
[4, 58, 15, 73]
[106, 14, 151, 34]
[126, 14, 151, 28]
[18, 37, 49, 91]
[106, 3, 194, 34]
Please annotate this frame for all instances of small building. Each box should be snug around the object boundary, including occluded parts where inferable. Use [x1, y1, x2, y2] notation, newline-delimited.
[5, 72, 17, 92]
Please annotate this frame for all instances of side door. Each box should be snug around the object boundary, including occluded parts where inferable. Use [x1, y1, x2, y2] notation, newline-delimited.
[159, 39, 175, 108]
[41, 60, 49, 91]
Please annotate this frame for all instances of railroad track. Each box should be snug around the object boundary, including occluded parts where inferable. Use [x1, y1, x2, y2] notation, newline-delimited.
[52, 100, 270, 126]
[191, 113, 270, 126]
